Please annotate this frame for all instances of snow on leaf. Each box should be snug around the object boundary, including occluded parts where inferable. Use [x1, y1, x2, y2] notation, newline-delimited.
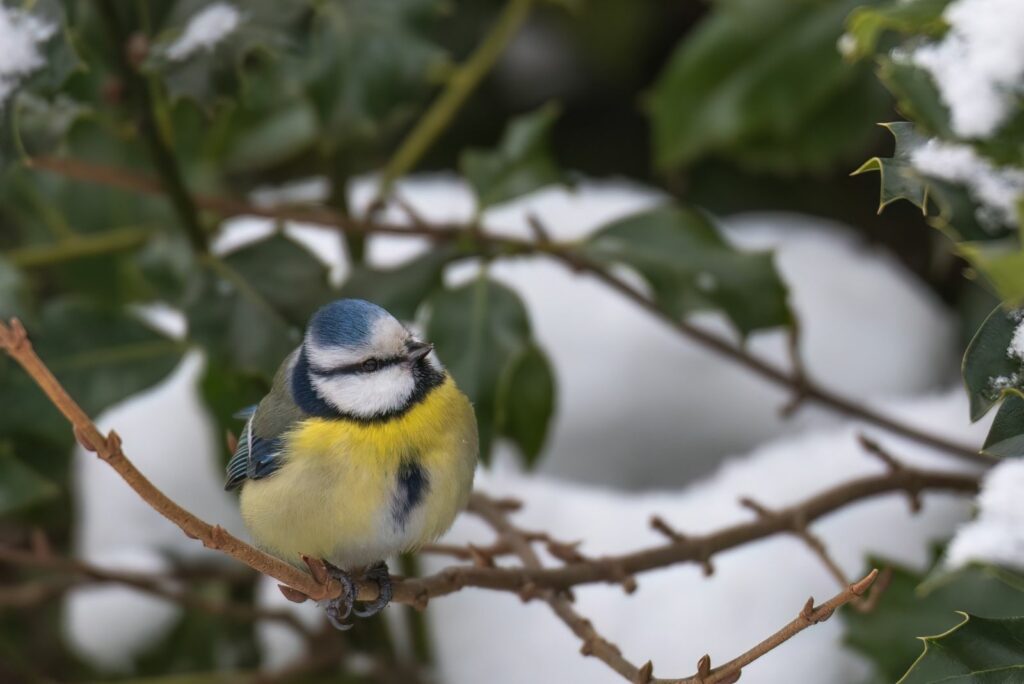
[911, 0, 1024, 138]
[911, 139, 1024, 229]
[0, 5, 56, 110]
[165, 2, 242, 62]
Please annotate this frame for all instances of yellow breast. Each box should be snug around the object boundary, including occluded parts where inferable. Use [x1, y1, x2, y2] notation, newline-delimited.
[238, 376, 478, 568]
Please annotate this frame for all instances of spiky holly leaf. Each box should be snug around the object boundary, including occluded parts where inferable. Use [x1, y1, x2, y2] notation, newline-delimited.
[898, 615, 1024, 683]
[852, 121, 931, 213]
[583, 205, 791, 337]
[460, 103, 566, 211]
[844, 560, 1024, 682]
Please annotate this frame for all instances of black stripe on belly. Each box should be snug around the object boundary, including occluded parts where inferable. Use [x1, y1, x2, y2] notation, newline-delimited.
[392, 460, 430, 531]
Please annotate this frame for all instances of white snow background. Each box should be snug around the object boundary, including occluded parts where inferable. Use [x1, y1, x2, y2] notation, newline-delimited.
[65, 177, 986, 681]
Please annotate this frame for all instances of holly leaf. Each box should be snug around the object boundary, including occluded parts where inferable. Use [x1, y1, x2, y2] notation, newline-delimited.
[877, 55, 954, 139]
[460, 103, 566, 211]
[340, 244, 457, 321]
[0, 446, 58, 516]
[649, 0, 887, 173]
[0, 299, 186, 439]
[899, 614, 1024, 683]
[186, 234, 334, 379]
[844, 560, 1024, 682]
[983, 394, 1024, 458]
[956, 244, 1024, 306]
[962, 305, 1024, 422]
[853, 121, 931, 213]
[426, 277, 554, 465]
[583, 205, 791, 336]
[498, 344, 555, 467]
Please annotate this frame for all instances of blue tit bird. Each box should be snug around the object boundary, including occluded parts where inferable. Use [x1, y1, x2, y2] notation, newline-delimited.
[224, 299, 478, 629]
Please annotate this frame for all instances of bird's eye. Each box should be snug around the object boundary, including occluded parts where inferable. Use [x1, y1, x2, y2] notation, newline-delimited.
[361, 359, 378, 372]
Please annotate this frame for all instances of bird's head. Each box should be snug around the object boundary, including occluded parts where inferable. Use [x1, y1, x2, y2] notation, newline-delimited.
[294, 299, 443, 420]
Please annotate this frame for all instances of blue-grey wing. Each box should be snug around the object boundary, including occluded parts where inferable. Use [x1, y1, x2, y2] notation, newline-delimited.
[224, 413, 284, 491]
[224, 350, 304, 491]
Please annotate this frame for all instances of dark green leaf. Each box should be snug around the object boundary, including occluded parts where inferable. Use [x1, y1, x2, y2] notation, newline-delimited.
[962, 305, 1024, 421]
[900, 615, 1024, 683]
[0, 446, 58, 515]
[583, 205, 791, 336]
[852, 121, 931, 213]
[843, 0, 952, 60]
[878, 56, 954, 139]
[340, 244, 457, 321]
[0, 256, 29, 320]
[983, 394, 1024, 458]
[186, 234, 334, 378]
[0, 299, 185, 439]
[649, 0, 886, 172]
[844, 560, 1024, 682]
[498, 344, 555, 468]
[426, 277, 553, 463]
[460, 103, 565, 210]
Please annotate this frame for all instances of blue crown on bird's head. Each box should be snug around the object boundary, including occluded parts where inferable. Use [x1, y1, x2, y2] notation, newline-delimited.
[307, 299, 391, 350]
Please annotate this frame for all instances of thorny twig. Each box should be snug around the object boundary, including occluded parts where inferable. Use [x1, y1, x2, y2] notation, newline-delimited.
[24, 154, 990, 465]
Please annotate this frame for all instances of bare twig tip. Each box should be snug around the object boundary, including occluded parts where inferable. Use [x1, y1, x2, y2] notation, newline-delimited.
[851, 568, 879, 596]
[697, 654, 711, 677]
[634, 660, 654, 683]
[800, 597, 816, 621]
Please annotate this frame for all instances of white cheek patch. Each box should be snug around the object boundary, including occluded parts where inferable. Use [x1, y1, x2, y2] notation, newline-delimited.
[312, 364, 416, 418]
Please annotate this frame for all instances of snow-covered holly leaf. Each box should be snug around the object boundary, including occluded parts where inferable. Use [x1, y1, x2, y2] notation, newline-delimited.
[962, 305, 1024, 422]
[844, 559, 1024, 682]
[842, 0, 952, 61]
[426, 277, 554, 465]
[186, 234, 334, 379]
[340, 244, 457, 321]
[498, 343, 555, 467]
[852, 121, 931, 213]
[460, 103, 566, 211]
[649, 0, 887, 173]
[898, 614, 1024, 683]
[983, 394, 1024, 458]
[583, 205, 791, 337]
[145, 0, 308, 106]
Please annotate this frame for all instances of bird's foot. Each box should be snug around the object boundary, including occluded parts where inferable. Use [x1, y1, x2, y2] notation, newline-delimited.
[320, 561, 356, 631]
[353, 561, 392, 618]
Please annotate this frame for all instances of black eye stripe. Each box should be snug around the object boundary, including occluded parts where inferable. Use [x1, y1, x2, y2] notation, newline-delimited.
[311, 355, 405, 378]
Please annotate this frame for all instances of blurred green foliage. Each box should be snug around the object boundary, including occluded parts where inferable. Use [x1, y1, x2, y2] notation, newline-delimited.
[0, 0, 1015, 680]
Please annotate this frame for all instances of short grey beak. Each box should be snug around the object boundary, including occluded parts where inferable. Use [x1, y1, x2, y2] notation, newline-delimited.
[407, 341, 434, 362]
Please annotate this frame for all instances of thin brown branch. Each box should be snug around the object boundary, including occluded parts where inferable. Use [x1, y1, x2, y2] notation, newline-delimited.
[469, 493, 649, 683]
[0, 543, 314, 637]
[24, 154, 989, 465]
[668, 570, 879, 684]
[739, 497, 849, 588]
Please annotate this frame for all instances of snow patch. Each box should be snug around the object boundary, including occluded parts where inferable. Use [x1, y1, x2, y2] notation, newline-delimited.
[911, 0, 1024, 138]
[1009, 320, 1024, 360]
[947, 459, 1024, 571]
[166, 2, 241, 61]
[0, 6, 56, 109]
[911, 139, 1024, 227]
